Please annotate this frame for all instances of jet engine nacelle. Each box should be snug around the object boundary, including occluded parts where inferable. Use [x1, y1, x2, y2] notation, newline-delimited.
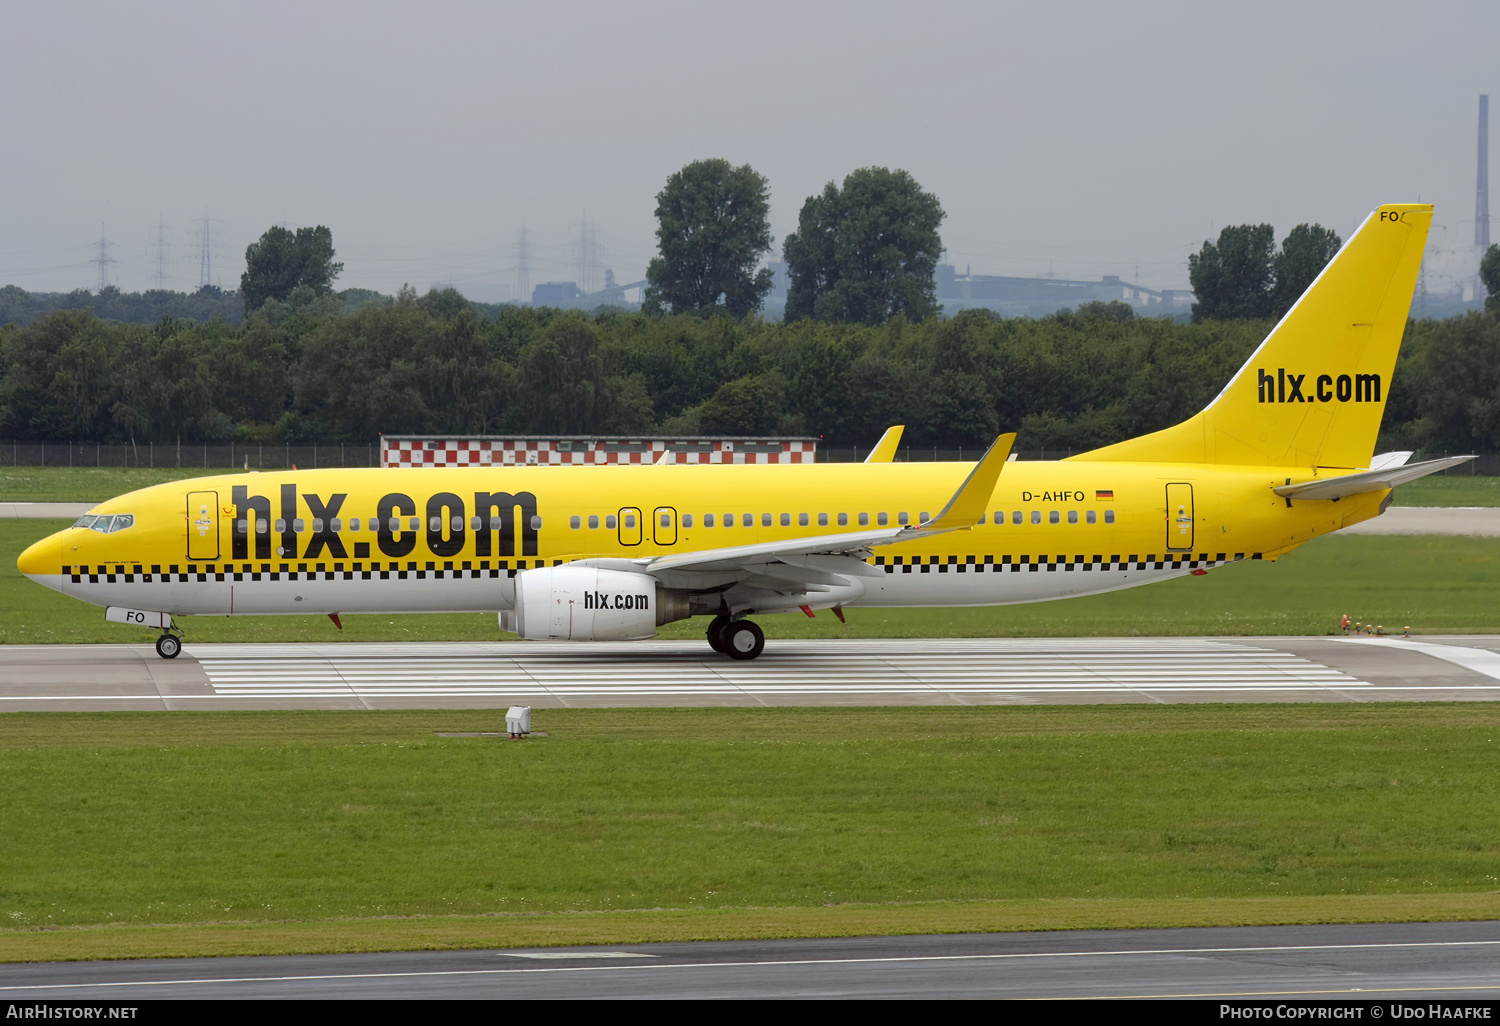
[501, 566, 690, 641]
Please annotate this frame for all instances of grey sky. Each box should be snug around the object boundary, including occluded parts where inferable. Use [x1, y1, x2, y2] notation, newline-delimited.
[2, 0, 1495, 301]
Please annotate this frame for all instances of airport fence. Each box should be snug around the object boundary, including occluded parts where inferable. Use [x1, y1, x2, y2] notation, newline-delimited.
[4, 442, 1500, 474]
[0, 441, 380, 470]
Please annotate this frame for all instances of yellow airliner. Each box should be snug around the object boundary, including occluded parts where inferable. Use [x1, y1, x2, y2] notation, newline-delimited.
[18, 203, 1468, 660]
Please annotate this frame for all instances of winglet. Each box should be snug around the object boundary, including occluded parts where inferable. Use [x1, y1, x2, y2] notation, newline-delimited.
[918, 433, 1015, 532]
[864, 425, 905, 463]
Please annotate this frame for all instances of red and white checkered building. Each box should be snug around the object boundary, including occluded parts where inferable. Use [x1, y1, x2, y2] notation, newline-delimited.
[381, 435, 820, 468]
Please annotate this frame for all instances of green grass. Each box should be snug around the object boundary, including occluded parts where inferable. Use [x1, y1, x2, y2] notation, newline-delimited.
[0, 705, 1496, 961]
[1389, 474, 1500, 507]
[5, 519, 1500, 644]
[2, 465, 1498, 506]
[0, 467, 247, 503]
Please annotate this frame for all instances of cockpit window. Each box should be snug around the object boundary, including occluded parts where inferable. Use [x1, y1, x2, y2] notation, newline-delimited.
[74, 514, 134, 534]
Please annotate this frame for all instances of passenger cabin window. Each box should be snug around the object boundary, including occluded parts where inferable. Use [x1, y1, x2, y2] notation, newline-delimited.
[762, 513, 772, 527]
[780, 513, 790, 526]
[838, 513, 849, 526]
[858, 513, 869, 526]
[276, 519, 287, 532]
[898, 512, 909, 525]
[1013, 511, 1022, 525]
[1030, 511, 1040, 525]
[530, 515, 543, 530]
[1068, 511, 1078, 524]
[877, 512, 888, 526]
[589, 515, 599, 529]
[704, 514, 715, 527]
[742, 514, 753, 527]
[312, 518, 324, 532]
[799, 513, 809, 526]
[1086, 510, 1096, 524]
[1104, 510, 1115, 524]
[570, 516, 581, 529]
[1049, 511, 1059, 524]
[683, 514, 693, 528]
[818, 513, 828, 526]
[606, 515, 617, 529]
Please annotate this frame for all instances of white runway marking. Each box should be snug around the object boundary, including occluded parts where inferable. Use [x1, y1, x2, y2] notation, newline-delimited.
[1330, 635, 1500, 681]
[190, 639, 1372, 701]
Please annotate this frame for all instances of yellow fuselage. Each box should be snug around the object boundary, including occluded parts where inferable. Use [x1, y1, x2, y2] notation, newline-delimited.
[18, 460, 1382, 619]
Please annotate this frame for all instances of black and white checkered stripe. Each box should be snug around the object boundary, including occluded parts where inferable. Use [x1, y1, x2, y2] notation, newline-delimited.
[871, 552, 1254, 574]
[63, 559, 561, 585]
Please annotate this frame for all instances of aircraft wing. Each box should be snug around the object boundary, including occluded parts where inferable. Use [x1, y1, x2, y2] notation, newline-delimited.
[1273, 454, 1476, 501]
[625, 434, 1015, 581]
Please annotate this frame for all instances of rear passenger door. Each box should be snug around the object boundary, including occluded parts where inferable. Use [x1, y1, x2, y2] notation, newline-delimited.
[1165, 483, 1194, 551]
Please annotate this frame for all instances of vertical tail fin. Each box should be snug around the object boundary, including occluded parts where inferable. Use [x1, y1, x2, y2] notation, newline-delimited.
[1073, 204, 1433, 469]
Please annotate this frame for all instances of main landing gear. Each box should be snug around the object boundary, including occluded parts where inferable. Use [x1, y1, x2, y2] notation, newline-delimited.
[705, 615, 765, 661]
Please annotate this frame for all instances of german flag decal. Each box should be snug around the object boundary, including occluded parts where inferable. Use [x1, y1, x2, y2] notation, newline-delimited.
[1095, 490, 1114, 501]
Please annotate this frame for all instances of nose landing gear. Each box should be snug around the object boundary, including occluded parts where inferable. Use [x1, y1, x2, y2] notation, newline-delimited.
[155, 632, 183, 659]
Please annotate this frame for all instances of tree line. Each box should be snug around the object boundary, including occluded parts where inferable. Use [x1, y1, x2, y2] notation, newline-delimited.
[5, 291, 1499, 454]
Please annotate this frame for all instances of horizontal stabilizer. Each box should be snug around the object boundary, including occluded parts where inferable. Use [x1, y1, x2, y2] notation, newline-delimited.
[1274, 455, 1476, 501]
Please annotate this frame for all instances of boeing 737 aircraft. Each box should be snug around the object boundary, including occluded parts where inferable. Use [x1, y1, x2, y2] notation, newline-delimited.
[18, 204, 1469, 660]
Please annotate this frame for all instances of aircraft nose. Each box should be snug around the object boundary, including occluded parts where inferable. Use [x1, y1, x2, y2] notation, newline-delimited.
[17, 530, 63, 583]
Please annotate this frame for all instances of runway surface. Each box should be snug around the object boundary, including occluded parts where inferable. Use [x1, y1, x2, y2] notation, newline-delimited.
[2, 923, 1497, 999]
[7, 635, 1500, 709]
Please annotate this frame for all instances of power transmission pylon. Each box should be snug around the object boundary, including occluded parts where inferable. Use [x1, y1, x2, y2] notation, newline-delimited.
[149, 217, 174, 291]
[514, 220, 532, 305]
[90, 225, 117, 292]
[573, 214, 601, 295]
[192, 212, 224, 288]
